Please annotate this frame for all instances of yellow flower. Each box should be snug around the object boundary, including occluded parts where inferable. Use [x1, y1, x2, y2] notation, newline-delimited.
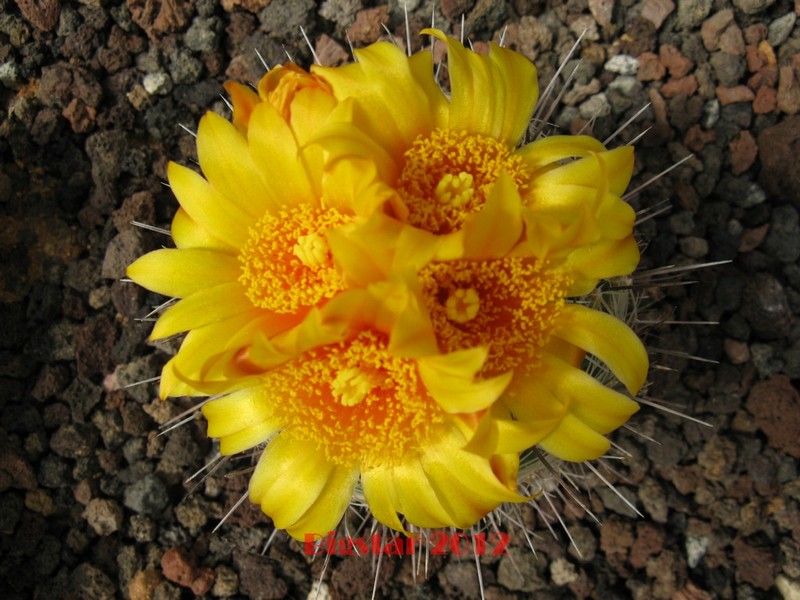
[127, 64, 354, 398]
[202, 328, 523, 537]
[126, 29, 650, 541]
[316, 31, 649, 462]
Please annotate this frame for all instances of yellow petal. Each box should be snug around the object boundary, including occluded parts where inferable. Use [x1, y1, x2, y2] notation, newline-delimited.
[249, 435, 358, 539]
[315, 42, 446, 160]
[311, 100, 401, 184]
[519, 135, 606, 172]
[286, 86, 338, 148]
[465, 401, 562, 456]
[150, 281, 252, 340]
[159, 357, 203, 398]
[321, 157, 402, 217]
[461, 171, 523, 258]
[327, 226, 387, 287]
[552, 304, 648, 394]
[528, 181, 601, 218]
[539, 353, 640, 435]
[537, 413, 612, 461]
[360, 466, 407, 533]
[423, 29, 538, 145]
[418, 348, 513, 413]
[126, 248, 239, 298]
[168, 161, 253, 250]
[202, 388, 279, 455]
[563, 236, 641, 296]
[223, 81, 260, 134]
[268, 306, 350, 359]
[171, 208, 233, 252]
[386, 454, 456, 528]
[247, 102, 315, 204]
[169, 310, 266, 389]
[196, 111, 275, 218]
[382, 283, 440, 359]
[417, 427, 526, 528]
[542, 336, 585, 368]
[533, 146, 633, 197]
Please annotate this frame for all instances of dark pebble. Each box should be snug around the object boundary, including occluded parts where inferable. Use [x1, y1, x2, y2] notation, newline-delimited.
[123, 473, 169, 516]
[741, 273, 792, 340]
[763, 205, 800, 264]
[50, 422, 100, 460]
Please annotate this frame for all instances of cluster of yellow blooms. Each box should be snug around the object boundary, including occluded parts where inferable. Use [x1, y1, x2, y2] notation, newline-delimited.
[128, 30, 648, 540]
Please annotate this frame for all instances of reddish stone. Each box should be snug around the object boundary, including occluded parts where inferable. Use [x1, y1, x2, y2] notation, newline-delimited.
[716, 85, 755, 105]
[127, 0, 190, 42]
[723, 339, 750, 364]
[349, 6, 390, 44]
[0, 447, 37, 492]
[745, 44, 765, 72]
[701, 9, 735, 51]
[600, 518, 634, 559]
[599, 517, 634, 572]
[777, 56, 800, 115]
[746, 375, 800, 458]
[675, 179, 700, 211]
[718, 23, 745, 56]
[748, 65, 779, 90]
[660, 44, 693, 78]
[315, 34, 349, 67]
[161, 547, 215, 596]
[732, 538, 778, 591]
[15, 0, 60, 31]
[744, 23, 768, 45]
[646, 88, 672, 145]
[738, 223, 769, 252]
[221, 0, 272, 12]
[589, 0, 614, 28]
[661, 75, 698, 97]
[758, 116, 800, 201]
[753, 85, 777, 113]
[441, 0, 475, 20]
[629, 522, 666, 569]
[729, 130, 758, 175]
[62, 98, 97, 134]
[641, 0, 675, 29]
[684, 124, 716, 152]
[674, 583, 714, 600]
[111, 191, 156, 234]
[638, 51, 665, 80]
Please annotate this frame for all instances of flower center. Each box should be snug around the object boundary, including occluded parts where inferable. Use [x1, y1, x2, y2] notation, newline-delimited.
[420, 258, 571, 377]
[445, 287, 480, 323]
[267, 331, 446, 468]
[331, 367, 376, 407]
[238, 205, 349, 313]
[396, 129, 529, 234]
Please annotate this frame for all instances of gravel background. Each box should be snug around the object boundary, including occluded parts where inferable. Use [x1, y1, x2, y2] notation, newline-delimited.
[2, 0, 800, 598]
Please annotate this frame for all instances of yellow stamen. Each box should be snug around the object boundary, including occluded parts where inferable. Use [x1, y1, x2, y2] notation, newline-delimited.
[238, 205, 349, 313]
[445, 287, 480, 323]
[421, 258, 571, 376]
[397, 129, 528, 234]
